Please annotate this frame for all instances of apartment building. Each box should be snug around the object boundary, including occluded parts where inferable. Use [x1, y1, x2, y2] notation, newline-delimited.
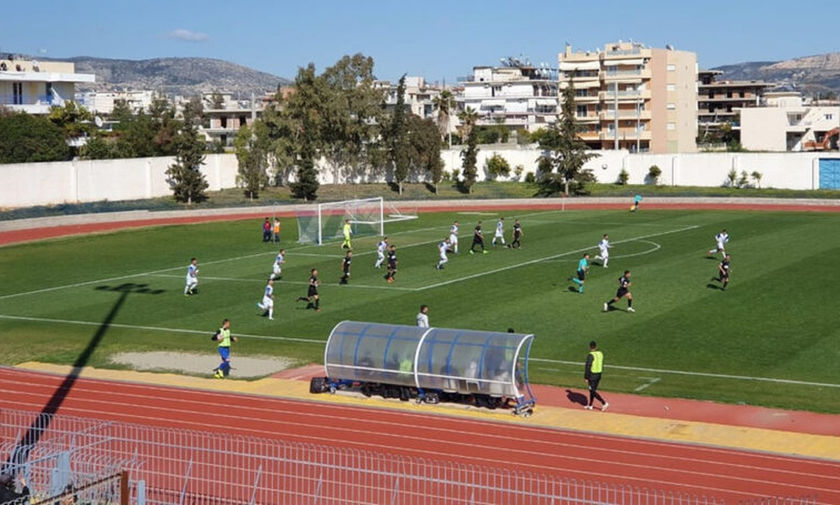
[738, 92, 840, 151]
[458, 59, 559, 132]
[0, 56, 95, 114]
[697, 70, 771, 138]
[558, 41, 697, 153]
[378, 76, 441, 120]
[76, 90, 155, 115]
[198, 92, 264, 147]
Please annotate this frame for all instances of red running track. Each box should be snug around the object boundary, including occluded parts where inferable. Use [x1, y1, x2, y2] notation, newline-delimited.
[0, 368, 838, 504]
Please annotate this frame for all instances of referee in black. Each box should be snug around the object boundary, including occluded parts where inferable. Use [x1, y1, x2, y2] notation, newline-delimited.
[584, 340, 609, 411]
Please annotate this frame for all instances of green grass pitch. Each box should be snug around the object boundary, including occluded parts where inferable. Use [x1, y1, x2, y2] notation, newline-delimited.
[1, 208, 839, 413]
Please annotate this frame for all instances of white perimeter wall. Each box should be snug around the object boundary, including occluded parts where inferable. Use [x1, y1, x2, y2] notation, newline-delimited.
[1, 150, 837, 208]
[0, 154, 237, 208]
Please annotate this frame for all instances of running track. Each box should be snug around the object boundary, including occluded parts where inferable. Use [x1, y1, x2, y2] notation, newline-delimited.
[1, 368, 838, 504]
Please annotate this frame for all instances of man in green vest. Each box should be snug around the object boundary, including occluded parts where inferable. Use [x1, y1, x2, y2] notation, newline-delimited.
[212, 318, 238, 379]
[584, 340, 609, 411]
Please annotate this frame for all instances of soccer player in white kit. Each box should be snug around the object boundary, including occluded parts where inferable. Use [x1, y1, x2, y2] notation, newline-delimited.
[707, 229, 730, 258]
[449, 221, 459, 254]
[257, 279, 275, 320]
[184, 257, 198, 296]
[491, 217, 506, 246]
[374, 237, 388, 268]
[436, 238, 450, 270]
[594, 234, 611, 268]
[270, 249, 285, 280]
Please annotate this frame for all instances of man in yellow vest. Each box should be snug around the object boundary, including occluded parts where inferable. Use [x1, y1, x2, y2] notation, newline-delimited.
[584, 340, 609, 411]
[212, 318, 238, 379]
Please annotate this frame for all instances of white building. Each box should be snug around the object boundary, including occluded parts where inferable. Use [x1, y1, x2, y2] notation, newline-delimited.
[458, 59, 558, 132]
[378, 76, 441, 120]
[738, 92, 840, 151]
[76, 90, 155, 115]
[0, 56, 95, 114]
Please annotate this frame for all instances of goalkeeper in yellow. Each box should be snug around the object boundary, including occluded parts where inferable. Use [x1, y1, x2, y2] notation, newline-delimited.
[341, 219, 353, 250]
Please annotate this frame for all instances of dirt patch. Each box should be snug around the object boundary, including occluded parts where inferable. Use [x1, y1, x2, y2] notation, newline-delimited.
[110, 351, 296, 379]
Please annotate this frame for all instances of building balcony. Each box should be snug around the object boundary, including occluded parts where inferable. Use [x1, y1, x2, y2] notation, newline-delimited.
[603, 69, 650, 81]
[574, 94, 600, 103]
[574, 114, 600, 123]
[599, 89, 651, 101]
[601, 130, 651, 140]
[599, 110, 651, 120]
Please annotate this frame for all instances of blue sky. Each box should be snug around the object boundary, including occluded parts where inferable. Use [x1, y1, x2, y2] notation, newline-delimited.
[5, 0, 836, 83]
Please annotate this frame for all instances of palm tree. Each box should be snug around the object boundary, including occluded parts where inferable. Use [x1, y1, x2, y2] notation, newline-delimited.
[432, 89, 455, 146]
[458, 106, 479, 140]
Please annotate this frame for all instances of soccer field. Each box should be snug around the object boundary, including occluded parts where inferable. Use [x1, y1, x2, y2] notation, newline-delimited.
[1, 208, 839, 413]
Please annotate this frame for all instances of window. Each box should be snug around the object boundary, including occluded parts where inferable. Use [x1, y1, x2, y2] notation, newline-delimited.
[826, 114, 834, 120]
[576, 105, 587, 117]
[667, 103, 676, 110]
[12, 82, 23, 104]
[667, 84, 676, 91]
[667, 64, 676, 71]
[667, 122, 676, 130]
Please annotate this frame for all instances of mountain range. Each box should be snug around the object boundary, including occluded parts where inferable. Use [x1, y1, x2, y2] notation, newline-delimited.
[43, 56, 291, 98]
[712, 52, 840, 96]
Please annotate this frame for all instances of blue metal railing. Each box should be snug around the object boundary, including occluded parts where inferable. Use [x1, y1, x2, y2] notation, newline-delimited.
[0, 94, 54, 106]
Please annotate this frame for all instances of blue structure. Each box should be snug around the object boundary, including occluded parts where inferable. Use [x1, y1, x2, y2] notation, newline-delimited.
[323, 321, 536, 415]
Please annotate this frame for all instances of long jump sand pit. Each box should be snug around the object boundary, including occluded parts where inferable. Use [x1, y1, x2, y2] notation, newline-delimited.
[110, 352, 296, 379]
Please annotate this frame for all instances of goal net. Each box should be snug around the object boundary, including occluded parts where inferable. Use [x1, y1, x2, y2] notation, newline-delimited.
[296, 197, 418, 245]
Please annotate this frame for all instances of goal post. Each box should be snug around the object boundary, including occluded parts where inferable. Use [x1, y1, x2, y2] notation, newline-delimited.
[296, 197, 418, 245]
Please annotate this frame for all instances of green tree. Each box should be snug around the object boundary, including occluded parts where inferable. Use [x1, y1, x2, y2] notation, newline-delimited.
[432, 89, 455, 146]
[484, 153, 511, 180]
[48, 101, 93, 140]
[319, 53, 384, 183]
[234, 123, 269, 200]
[286, 64, 322, 200]
[751, 170, 763, 189]
[405, 115, 443, 192]
[0, 110, 71, 163]
[460, 128, 479, 193]
[109, 99, 133, 127]
[647, 165, 662, 185]
[387, 75, 411, 194]
[79, 136, 115, 160]
[458, 107, 479, 139]
[149, 95, 180, 156]
[166, 111, 208, 204]
[537, 80, 598, 195]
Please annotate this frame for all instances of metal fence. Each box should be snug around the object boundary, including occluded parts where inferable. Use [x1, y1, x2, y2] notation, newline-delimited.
[0, 407, 812, 505]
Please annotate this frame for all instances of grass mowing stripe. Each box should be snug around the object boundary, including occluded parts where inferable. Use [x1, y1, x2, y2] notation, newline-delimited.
[416, 225, 698, 291]
[0, 314, 325, 345]
[4, 312, 837, 390]
[529, 358, 840, 389]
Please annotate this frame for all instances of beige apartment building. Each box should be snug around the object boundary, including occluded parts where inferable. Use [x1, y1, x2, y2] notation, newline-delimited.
[0, 56, 94, 114]
[558, 41, 697, 153]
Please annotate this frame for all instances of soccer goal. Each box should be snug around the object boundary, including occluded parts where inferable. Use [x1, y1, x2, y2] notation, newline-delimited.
[296, 197, 418, 245]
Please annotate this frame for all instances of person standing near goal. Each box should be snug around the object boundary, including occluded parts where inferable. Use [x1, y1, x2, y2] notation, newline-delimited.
[256, 279, 275, 320]
[270, 249, 285, 280]
[491, 217, 506, 247]
[374, 237, 388, 268]
[449, 221, 460, 254]
[436, 237, 450, 270]
[341, 219, 353, 250]
[594, 234, 611, 268]
[184, 257, 199, 296]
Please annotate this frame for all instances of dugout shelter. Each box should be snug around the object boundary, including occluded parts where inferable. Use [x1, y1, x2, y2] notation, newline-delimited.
[323, 321, 536, 415]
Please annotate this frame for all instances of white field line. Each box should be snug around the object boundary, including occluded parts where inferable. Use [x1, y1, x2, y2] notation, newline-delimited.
[542, 240, 661, 263]
[3, 313, 838, 390]
[634, 377, 662, 392]
[149, 273, 415, 292]
[0, 314, 325, 344]
[530, 358, 840, 389]
[415, 225, 699, 292]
